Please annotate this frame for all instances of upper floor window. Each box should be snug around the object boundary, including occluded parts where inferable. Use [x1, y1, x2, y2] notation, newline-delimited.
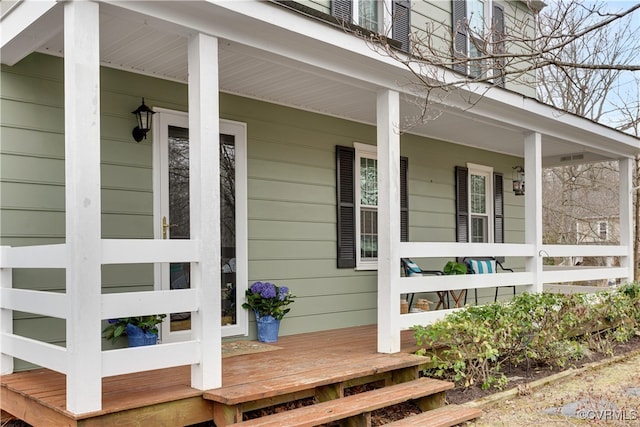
[467, 0, 487, 78]
[452, 0, 505, 85]
[467, 0, 486, 32]
[331, 0, 411, 52]
[356, 0, 380, 32]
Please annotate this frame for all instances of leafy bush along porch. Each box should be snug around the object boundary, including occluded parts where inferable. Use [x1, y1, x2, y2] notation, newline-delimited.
[413, 283, 640, 390]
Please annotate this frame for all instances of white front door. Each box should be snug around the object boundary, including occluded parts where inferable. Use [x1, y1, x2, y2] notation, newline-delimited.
[153, 108, 248, 342]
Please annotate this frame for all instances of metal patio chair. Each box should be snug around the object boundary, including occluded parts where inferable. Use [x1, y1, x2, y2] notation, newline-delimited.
[401, 258, 448, 309]
[462, 256, 515, 303]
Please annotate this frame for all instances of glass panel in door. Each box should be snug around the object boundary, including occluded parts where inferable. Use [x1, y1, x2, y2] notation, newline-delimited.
[220, 134, 236, 326]
[165, 126, 238, 332]
[167, 126, 191, 331]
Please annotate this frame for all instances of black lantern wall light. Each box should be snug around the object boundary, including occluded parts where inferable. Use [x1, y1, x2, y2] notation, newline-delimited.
[512, 166, 525, 196]
[131, 98, 156, 142]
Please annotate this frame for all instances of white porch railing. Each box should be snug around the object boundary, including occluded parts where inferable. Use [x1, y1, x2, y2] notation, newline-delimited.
[0, 240, 203, 378]
[395, 241, 632, 330]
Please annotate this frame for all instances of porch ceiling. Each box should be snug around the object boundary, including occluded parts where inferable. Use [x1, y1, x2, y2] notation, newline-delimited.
[2, 1, 638, 164]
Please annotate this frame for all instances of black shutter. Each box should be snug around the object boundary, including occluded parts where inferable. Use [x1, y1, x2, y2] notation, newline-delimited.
[331, 0, 352, 23]
[400, 156, 409, 242]
[337, 146, 356, 268]
[452, 0, 468, 74]
[455, 166, 469, 243]
[494, 172, 504, 243]
[492, 3, 506, 87]
[392, 0, 411, 53]
[494, 172, 505, 263]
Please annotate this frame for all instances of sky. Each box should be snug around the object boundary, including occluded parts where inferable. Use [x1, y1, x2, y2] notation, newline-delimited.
[588, 1, 640, 133]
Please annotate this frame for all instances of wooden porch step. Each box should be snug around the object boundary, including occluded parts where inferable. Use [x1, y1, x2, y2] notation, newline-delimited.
[385, 405, 483, 426]
[206, 353, 428, 405]
[229, 377, 453, 426]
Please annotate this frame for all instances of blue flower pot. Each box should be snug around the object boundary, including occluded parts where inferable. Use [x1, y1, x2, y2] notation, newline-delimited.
[126, 323, 158, 347]
[255, 313, 280, 343]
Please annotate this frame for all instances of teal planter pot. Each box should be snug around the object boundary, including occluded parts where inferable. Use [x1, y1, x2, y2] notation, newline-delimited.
[255, 313, 280, 343]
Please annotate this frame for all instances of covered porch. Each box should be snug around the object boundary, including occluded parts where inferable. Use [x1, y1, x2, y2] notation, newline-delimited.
[1, 0, 639, 418]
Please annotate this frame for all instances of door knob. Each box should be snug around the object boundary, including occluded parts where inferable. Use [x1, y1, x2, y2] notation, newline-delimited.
[162, 216, 178, 239]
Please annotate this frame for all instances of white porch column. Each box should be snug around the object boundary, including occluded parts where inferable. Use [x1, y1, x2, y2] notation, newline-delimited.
[524, 132, 543, 293]
[188, 32, 221, 389]
[377, 89, 401, 354]
[64, 1, 102, 413]
[619, 157, 634, 282]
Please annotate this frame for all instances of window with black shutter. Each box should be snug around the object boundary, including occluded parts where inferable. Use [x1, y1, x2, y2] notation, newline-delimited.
[455, 164, 504, 244]
[330, 1, 411, 53]
[452, 0, 506, 81]
[336, 145, 409, 268]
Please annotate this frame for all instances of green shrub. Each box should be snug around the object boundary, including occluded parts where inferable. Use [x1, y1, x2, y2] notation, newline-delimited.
[413, 283, 640, 390]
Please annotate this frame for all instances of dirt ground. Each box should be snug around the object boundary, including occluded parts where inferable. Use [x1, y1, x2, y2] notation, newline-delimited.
[368, 335, 640, 426]
[467, 350, 640, 426]
[447, 335, 640, 406]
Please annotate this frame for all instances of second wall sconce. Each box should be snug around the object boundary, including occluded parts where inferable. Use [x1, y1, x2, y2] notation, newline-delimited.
[512, 166, 525, 196]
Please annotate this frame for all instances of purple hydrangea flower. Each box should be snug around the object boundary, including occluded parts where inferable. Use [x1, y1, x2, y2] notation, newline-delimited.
[250, 281, 265, 294]
[260, 282, 277, 299]
[278, 286, 289, 301]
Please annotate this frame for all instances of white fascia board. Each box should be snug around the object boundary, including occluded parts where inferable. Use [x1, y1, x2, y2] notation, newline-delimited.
[523, 97, 639, 149]
[508, 95, 640, 158]
[0, 0, 59, 66]
[433, 82, 640, 159]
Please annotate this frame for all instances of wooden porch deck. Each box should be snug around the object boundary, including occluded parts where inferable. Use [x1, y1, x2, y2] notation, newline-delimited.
[1, 325, 445, 426]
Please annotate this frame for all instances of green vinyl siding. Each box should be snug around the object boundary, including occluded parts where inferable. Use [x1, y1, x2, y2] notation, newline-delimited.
[1, 52, 525, 363]
[227, 95, 379, 336]
[410, 1, 451, 59]
[1, 53, 188, 367]
[402, 132, 525, 304]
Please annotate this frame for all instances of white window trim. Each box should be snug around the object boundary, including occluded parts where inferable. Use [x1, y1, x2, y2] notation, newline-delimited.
[467, 163, 494, 243]
[355, 142, 378, 270]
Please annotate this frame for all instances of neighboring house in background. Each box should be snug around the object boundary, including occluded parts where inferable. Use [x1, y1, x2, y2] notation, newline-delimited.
[542, 164, 621, 271]
[576, 216, 619, 246]
[574, 216, 620, 284]
[1, 0, 638, 416]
